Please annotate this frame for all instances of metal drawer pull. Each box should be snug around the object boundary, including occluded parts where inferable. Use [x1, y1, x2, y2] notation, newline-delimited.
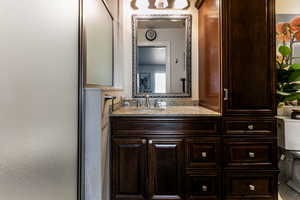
[149, 140, 152, 144]
[249, 152, 255, 158]
[142, 139, 146, 144]
[248, 125, 254, 130]
[224, 88, 229, 101]
[249, 185, 256, 191]
[202, 185, 208, 192]
[201, 152, 207, 158]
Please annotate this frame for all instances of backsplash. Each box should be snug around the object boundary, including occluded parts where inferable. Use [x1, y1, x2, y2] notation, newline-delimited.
[119, 97, 199, 107]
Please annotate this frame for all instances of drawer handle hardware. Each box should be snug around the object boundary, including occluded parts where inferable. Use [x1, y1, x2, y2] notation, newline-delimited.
[142, 139, 146, 144]
[249, 184, 256, 191]
[248, 125, 254, 130]
[249, 152, 255, 158]
[202, 185, 208, 192]
[149, 140, 152, 144]
[224, 88, 229, 101]
[201, 152, 207, 158]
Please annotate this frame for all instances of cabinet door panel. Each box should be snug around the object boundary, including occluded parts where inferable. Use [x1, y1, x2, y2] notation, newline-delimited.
[149, 139, 184, 200]
[112, 138, 147, 200]
[223, 0, 275, 115]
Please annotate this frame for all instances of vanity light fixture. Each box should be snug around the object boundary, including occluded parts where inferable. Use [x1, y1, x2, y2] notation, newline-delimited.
[174, 0, 189, 9]
[136, 0, 149, 9]
[132, 0, 190, 10]
[155, 0, 169, 9]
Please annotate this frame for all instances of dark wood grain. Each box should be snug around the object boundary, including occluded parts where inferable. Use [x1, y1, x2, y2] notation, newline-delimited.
[224, 138, 277, 169]
[198, 0, 221, 112]
[112, 138, 147, 200]
[223, 118, 276, 137]
[223, 171, 278, 199]
[186, 170, 221, 200]
[222, 0, 276, 116]
[148, 139, 185, 200]
[111, 117, 220, 135]
[186, 138, 221, 169]
[110, 116, 278, 200]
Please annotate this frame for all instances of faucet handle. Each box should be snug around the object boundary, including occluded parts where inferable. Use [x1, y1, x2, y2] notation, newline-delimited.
[136, 99, 142, 108]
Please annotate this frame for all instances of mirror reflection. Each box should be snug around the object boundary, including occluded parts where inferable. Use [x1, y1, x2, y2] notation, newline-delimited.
[133, 15, 192, 98]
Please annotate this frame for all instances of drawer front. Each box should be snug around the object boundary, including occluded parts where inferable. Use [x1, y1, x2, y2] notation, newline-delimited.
[224, 139, 276, 169]
[186, 138, 221, 169]
[111, 117, 219, 135]
[186, 171, 220, 200]
[223, 119, 275, 136]
[224, 171, 277, 199]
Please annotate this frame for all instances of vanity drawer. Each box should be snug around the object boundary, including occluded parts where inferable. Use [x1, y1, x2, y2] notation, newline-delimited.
[224, 139, 276, 169]
[186, 170, 220, 200]
[223, 118, 275, 136]
[111, 117, 219, 135]
[224, 171, 277, 199]
[186, 138, 221, 169]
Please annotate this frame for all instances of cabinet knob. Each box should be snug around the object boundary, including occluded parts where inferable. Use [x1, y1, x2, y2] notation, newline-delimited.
[149, 140, 152, 144]
[249, 184, 256, 191]
[249, 152, 255, 158]
[202, 185, 208, 192]
[142, 139, 146, 144]
[201, 152, 207, 158]
[248, 124, 254, 130]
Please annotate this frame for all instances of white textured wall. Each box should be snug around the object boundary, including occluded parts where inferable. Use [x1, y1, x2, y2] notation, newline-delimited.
[276, 0, 300, 14]
[0, 1, 78, 200]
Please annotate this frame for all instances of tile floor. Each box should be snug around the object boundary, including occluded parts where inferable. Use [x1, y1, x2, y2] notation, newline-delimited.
[279, 182, 300, 200]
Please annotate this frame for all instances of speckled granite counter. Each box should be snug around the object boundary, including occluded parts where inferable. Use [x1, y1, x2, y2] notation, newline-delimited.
[111, 106, 221, 117]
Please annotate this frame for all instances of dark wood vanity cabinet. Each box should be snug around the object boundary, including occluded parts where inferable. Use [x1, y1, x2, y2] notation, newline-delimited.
[111, 117, 221, 200]
[112, 138, 147, 200]
[112, 137, 185, 200]
[111, 116, 278, 200]
[222, 0, 276, 116]
[196, 0, 278, 199]
[198, 0, 276, 116]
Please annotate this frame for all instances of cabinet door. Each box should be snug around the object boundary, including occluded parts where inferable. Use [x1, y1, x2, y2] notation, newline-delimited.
[148, 139, 184, 200]
[112, 138, 147, 200]
[223, 0, 276, 115]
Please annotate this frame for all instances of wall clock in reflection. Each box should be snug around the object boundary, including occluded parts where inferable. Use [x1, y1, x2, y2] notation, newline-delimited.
[145, 29, 157, 41]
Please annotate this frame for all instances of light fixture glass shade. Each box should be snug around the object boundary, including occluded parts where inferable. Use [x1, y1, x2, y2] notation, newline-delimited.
[174, 0, 188, 9]
[155, 0, 168, 9]
[136, 0, 149, 9]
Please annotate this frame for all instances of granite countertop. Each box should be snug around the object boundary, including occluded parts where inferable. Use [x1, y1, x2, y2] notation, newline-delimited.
[111, 106, 221, 117]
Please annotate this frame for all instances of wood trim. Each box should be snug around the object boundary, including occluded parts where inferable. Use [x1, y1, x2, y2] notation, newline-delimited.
[195, 0, 205, 9]
[221, 0, 276, 116]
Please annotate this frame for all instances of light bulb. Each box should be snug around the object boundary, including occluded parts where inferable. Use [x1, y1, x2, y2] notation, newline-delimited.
[174, 0, 188, 9]
[136, 0, 149, 9]
[155, 0, 168, 9]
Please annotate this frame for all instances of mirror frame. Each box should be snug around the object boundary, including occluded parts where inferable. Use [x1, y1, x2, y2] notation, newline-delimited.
[83, 0, 115, 87]
[132, 14, 192, 98]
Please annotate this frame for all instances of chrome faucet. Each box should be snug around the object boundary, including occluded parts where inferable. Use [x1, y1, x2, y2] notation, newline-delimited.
[145, 94, 151, 108]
